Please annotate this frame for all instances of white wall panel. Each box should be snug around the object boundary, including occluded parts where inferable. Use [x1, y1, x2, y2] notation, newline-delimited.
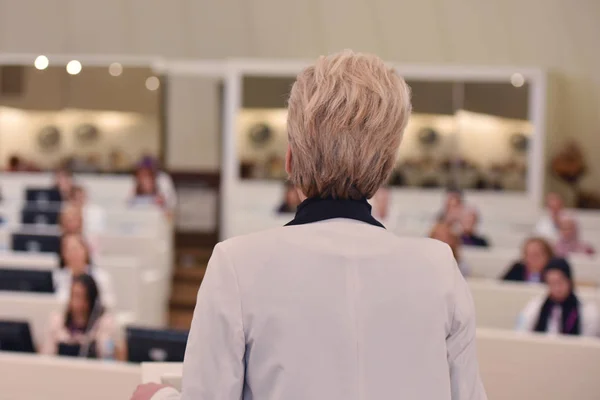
[0, 0, 597, 182]
[186, 0, 253, 58]
[0, 0, 68, 53]
[67, 0, 130, 54]
[128, 0, 188, 57]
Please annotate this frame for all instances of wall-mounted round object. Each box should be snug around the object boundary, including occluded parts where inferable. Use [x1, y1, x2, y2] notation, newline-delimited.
[417, 128, 440, 147]
[248, 123, 273, 148]
[37, 125, 61, 151]
[510, 133, 529, 152]
[75, 123, 100, 145]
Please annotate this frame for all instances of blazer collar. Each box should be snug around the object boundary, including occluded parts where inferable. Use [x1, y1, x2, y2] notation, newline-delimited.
[285, 197, 385, 229]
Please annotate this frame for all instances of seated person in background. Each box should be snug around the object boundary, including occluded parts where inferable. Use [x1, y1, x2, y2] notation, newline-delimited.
[60, 205, 83, 235]
[53, 167, 75, 202]
[129, 166, 167, 210]
[430, 222, 469, 276]
[371, 186, 390, 221]
[554, 213, 595, 257]
[503, 237, 553, 282]
[41, 274, 124, 359]
[70, 185, 106, 235]
[438, 188, 465, 228]
[276, 181, 301, 214]
[517, 258, 598, 336]
[54, 233, 116, 309]
[534, 192, 565, 242]
[459, 207, 489, 248]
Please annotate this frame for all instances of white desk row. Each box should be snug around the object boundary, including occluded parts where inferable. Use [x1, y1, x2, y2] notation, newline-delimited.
[0, 244, 172, 331]
[463, 247, 600, 285]
[140, 328, 600, 400]
[2, 327, 598, 400]
[0, 203, 171, 240]
[468, 278, 600, 331]
[0, 171, 176, 208]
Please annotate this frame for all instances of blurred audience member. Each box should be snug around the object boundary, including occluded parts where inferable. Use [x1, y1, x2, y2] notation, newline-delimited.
[277, 182, 301, 214]
[41, 274, 123, 359]
[130, 166, 167, 209]
[60, 205, 84, 235]
[430, 222, 469, 276]
[503, 237, 553, 282]
[7, 154, 25, 172]
[554, 214, 595, 257]
[54, 233, 115, 308]
[534, 192, 565, 241]
[517, 258, 598, 336]
[438, 188, 464, 227]
[371, 186, 391, 222]
[70, 185, 106, 235]
[53, 167, 75, 202]
[459, 208, 489, 248]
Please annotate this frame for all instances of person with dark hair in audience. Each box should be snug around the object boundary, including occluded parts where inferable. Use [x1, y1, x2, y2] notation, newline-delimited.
[41, 273, 123, 358]
[7, 154, 25, 172]
[438, 188, 465, 227]
[517, 258, 598, 336]
[130, 166, 167, 210]
[276, 181, 300, 214]
[54, 233, 115, 309]
[53, 167, 75, 202]
[430, 222, 470, 276]
[554, 213, 595, 257]
[460, 207, 489, 248]
[534, 192, 565, 242]
[502, 237, 553, 282]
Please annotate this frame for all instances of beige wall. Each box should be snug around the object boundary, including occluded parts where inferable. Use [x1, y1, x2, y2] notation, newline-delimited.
[0, 0, 598, 191]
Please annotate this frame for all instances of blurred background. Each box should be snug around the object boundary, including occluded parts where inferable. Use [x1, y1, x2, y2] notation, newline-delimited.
[0, 0, 599, 399]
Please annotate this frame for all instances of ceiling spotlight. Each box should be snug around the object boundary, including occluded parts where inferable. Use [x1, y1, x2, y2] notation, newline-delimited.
[109, 62, 123, 77]
[66, 60, 82, 75]
[510, 73, 525, 88]
[145, 76, 160, 91]
[34, 55, 49, 70]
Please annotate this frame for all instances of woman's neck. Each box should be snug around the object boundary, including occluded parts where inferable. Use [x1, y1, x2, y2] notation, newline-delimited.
[71, 313, 88, 329]
[69, 262, 88, 275]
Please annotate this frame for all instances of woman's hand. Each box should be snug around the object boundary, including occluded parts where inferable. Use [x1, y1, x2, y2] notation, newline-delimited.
[130, 383, 171, 400]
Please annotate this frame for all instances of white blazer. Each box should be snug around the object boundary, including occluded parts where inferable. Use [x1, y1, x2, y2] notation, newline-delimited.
[154, 199, 486, 400]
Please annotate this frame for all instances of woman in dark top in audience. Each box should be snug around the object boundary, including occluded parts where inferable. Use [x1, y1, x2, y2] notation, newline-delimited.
[460, 208, 489, 248]
[130, 166, 167, 209]
[41, 274, 122, 358]
[518, 258, 598, 336]
[503, 237, 553, 282]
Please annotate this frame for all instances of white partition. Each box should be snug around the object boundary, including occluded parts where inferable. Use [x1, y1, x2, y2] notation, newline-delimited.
[0, 353, 140, 400]
[468, 279, 600, 330]
[0, 251, 58, 269]
[135, 330, 600, 400]
[463, 247, 600, 285]
[0, 292, 62, 348]
[477, 328, 600, 400]
[141, 362, 183, 384]
[97, 236, 171, 328]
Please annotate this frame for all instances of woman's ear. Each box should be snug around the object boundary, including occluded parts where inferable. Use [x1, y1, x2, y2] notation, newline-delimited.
[285, 146, 292, 175]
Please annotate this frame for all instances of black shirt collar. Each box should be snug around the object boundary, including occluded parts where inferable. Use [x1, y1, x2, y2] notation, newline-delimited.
[285, 197, 385, 228]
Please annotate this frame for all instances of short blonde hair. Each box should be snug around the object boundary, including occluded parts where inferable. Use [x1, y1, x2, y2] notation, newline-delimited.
[287, 50, 411, 200]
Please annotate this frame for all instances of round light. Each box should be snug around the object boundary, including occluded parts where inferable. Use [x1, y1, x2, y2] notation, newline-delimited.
[34, 55, 49, 70]
[145, 76, 160, 91]
[66, 60, 82, 75]
[510, 73, 525, 88]
[108, 62, 123, 77]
